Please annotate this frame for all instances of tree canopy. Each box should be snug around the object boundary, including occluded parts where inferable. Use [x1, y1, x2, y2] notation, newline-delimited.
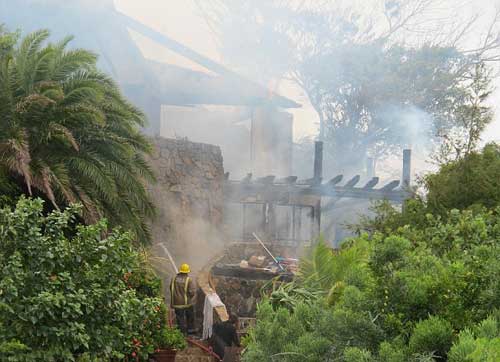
[198, 0, 499, 172]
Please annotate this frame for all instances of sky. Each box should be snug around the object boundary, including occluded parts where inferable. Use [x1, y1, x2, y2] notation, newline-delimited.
[114, 0, 500, 143]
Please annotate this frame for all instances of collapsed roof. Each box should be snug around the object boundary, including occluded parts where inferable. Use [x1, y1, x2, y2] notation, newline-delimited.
[0, 0, 300, 132]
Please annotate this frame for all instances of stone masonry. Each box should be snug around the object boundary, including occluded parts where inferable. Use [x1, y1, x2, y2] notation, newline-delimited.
[148, 137, 225, 274]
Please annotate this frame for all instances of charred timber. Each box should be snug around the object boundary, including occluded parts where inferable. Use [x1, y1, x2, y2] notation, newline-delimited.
[327, 175, 343, 186]
[212, 264, 294, 281]
[224, 180, 412, 204]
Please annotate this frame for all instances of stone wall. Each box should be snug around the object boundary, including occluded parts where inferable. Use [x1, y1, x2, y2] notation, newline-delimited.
[148, 137, 225, 274]
[211, 275, 266, 318]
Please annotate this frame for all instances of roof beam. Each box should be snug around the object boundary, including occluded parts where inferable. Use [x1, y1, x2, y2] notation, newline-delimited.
[116, 11, 301, 108]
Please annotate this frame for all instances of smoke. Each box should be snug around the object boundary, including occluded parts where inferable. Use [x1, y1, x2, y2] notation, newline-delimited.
[154, 217, 226, 276]
[377, 105, 435, 151]
[4, 0, 497, 251]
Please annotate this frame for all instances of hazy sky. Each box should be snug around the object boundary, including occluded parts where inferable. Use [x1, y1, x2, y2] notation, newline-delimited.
[114, 0, 500, 143]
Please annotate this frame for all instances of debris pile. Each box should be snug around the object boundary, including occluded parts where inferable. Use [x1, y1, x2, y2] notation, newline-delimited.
[238, 254, 298, 274]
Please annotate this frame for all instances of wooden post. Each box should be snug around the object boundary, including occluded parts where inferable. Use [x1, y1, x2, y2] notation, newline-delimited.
[312, 141, 323, 239]
[313, 141, 324, 183]
[267, 203, 276, 240]
[402, 149, 412, 188]
[242, 204, 247, 241]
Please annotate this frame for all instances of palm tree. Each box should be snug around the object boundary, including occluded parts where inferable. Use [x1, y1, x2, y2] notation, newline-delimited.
[298, 237, 371, 305]
[0, 28, 155, 243]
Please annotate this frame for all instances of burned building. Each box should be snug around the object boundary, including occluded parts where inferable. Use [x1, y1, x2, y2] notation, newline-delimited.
[1, 0, 299, 180]
[2, 3, 417, 354]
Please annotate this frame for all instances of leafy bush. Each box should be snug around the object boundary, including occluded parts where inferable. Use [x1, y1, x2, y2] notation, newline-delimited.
[343, 347, 373, 362]
[409, 316, 454, 358]
[0, 198, 172, 361]
[426, 143, 500, 214]
[155, 327, 187, 351]
[243, 301, 333, 362]
[378, 341, 407, 362]
[355, 143, 500, 236]
[262, 279, 323, 311]
[449, 313, 500, 362]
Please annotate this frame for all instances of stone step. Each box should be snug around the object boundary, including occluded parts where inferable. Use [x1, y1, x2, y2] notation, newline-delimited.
[175, 346, 217, 362]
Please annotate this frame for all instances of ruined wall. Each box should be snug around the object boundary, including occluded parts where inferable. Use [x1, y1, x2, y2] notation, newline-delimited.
[211, 275, 266, 317]
[160, 105, 251, 179]
[148, 137, 225, 274]
[204, 242, 299, 319]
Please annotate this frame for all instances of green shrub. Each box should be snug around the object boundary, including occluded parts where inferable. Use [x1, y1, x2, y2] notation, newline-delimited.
[321, 308, 384, 353]
[409, 316, 454, 358]
[155, 327, 187, 351]
[0, 198, 171, 361]
[378, 341, 407, 362]
[343, 347, 373, 362]
[449, 313, 500, 362]
[425, 143, 500, 214]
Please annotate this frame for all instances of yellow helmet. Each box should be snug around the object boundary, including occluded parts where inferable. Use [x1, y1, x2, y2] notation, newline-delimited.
[179, 263, 190, 274]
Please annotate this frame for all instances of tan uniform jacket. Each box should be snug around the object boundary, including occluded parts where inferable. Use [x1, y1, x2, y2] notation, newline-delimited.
[170, 273, 196, 309]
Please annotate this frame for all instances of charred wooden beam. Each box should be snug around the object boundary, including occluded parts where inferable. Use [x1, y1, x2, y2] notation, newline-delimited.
[381, 180, 400, 191]
[275, 176, 298, 184]
[363, 177, 379, 189]
[224, 181, 411, 204]
[325, 175, 343, 186]
[256, 175, 275, 184]
[297, 177, 317, 185]
[312, 141, 324, 238]
[344, 175, 361, 188]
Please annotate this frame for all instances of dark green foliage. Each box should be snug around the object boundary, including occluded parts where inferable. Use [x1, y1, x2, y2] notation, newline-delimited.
[448, 312, 500, 362]
[155, 327, 187, 351]
[426, 143, 500, 214]
[355, 142, 500, 235]
[243, 301, 345, 362]
[343, 347, 373, 362]
[0, 28, 155, 243]
[409, 316, 454, 358]
[378, 340, 408, 362]
[0, 198, 174, 361]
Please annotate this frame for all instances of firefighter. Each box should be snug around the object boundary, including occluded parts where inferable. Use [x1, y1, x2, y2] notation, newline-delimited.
[170, 263, 196, 335]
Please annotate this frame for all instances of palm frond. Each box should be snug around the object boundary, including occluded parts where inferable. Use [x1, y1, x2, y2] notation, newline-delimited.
[0, 29, 156, 243]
